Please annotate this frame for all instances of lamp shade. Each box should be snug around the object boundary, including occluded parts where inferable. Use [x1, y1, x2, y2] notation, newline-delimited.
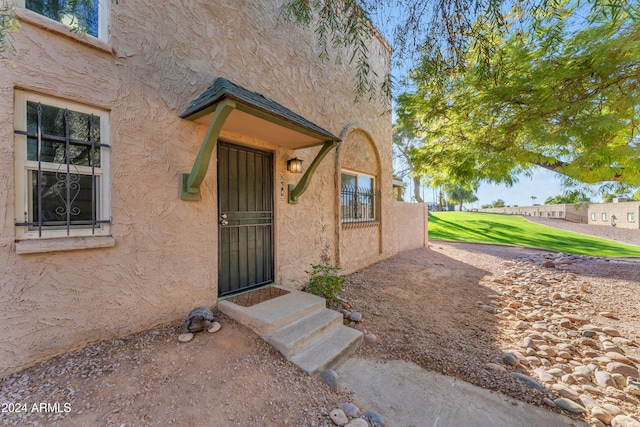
[287, 157, 303, 173]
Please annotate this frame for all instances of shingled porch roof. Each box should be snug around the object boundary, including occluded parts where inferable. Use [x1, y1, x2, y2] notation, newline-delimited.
[180, 77, 340, 149]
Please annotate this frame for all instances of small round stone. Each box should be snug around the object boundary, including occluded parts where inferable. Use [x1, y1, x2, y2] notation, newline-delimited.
[349, 312, 363, 322]
[603, 327, 621, 337]
[178, 333, 193, 342]
[611, 415, 640, 427]
[502, 352, 520, 367]
[599, 311, 617, 318]
[483, 363, 506, 374]
[339, 402, 361, 418]
[320, 369, 339, 391]
[329, 408, 349, 426]
[590, 419, 607, 427]
[607, 362, 639, 378]
[554, 397, 587, 413]
[481, 305, 498, 314]
[364, 333, 377, 346]
[208, 322, 222, 333]
[591, 406, 614, 425]
[511, 372, 543, 390]
[363, 411, 385, 427]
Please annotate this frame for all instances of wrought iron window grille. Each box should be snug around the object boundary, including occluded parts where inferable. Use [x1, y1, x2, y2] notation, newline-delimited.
[341, 185, 381, 229]
[14, 102, 111, 237]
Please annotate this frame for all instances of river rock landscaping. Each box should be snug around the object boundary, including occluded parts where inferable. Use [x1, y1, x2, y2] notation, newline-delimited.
[342, 242, 640, 427]
[487, 253, 640, 426]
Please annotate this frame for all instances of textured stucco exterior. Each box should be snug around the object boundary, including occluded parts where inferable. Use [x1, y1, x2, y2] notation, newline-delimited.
[587, 201, 640, 230]
[0, 1, 426, 375]
[390, 201, 429, 253]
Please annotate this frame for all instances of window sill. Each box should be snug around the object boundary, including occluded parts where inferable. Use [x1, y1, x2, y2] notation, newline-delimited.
[342, 221, 380, 230]
[14, 8, 111, 54]
[16, 236, 115, 254]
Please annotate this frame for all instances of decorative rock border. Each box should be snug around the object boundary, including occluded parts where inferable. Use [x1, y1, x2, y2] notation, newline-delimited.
[481, 253, 640, 427]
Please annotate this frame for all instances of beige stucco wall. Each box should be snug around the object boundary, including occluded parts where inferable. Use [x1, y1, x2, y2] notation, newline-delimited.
[336, 127, 387, 273]
[588, 202, 640, 230]
[390, 201, 428, 253]
[0, 0, 403, 375]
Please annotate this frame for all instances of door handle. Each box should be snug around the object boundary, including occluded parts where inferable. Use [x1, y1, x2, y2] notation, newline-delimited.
[219, 213, 228, 226]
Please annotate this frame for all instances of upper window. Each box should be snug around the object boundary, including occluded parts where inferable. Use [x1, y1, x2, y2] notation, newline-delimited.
[591, 212, 597, 221]
[16, 0, 107, 40]
[341, 171, 379, 226]
[14, 91, 111, 240]
[602, 212, 608, 221]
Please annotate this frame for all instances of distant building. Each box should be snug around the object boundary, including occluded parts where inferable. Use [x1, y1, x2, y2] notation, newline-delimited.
[480, 204, 588, 223]
[587, 200, 640, 230]
[480, 200, 640, 230]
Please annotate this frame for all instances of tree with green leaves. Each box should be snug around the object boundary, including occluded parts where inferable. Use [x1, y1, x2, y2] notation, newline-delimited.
[0, 2, 18, 63]
[544, 191, 590, 205]
[396, 3, 640, 191]
[392, 121, 426, 202]
[4, 1, 636, 99]
[279, 0, 637, 101]
[443, 184, 478, 211]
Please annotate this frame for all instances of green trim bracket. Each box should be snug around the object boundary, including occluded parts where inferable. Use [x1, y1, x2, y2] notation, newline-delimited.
[180, 99, 236, 200]
[288, 140, 338, 204]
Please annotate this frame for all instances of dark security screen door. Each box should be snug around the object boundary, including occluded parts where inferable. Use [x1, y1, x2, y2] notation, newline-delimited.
[218, 143, 274, 296]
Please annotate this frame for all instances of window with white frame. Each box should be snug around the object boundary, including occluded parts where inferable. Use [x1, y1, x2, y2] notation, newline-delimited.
[14, 91, 111, 240]
[628, 212, 636, 222]
[602, 212, 608, 221]
[15, 0, 108, 40]
[341, 171, 379, 225]
[591, 212, 597, 221]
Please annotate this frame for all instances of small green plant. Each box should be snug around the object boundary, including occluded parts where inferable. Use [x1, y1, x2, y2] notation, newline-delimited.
[304, 264, 345, 309]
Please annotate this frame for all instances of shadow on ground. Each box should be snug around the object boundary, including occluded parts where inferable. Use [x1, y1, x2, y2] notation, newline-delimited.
[341, 245, 588, 424]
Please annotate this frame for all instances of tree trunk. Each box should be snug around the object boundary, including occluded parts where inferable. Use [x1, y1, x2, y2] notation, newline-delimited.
[413, 176, 423, 203]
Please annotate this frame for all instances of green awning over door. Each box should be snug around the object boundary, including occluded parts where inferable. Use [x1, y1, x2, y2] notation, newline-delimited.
[179, 77, 340, 201]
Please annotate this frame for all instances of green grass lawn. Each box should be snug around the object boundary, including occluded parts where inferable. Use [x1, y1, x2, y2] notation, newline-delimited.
[428, 211, 640, 257]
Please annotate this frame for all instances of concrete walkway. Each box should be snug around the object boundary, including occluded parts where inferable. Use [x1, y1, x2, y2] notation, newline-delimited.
[336, 358, 589, 427]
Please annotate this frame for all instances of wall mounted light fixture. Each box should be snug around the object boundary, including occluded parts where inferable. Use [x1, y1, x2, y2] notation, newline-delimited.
[286, 157, 303, 173]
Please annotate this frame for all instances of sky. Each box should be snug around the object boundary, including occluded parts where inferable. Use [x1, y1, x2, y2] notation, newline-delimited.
[402, 167, 566, 208]
[474, 168, 564, 208]
[373, 4, 569, 209]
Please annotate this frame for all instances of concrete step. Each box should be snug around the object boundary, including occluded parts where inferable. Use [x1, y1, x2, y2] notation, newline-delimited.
[218, 286, 326, 336]
[268, 309, 343, 358]
[290, 325, 363, 375]
[220, 285, 362, 375]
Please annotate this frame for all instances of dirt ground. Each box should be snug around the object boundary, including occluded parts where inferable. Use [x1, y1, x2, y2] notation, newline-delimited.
[2, 240, 639, 426]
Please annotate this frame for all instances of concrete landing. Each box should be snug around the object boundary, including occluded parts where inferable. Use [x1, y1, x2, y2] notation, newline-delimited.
[219, 285, 362, 375]
[336, 358, 589, 427]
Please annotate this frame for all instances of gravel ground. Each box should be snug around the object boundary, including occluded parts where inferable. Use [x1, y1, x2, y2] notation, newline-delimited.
[343, 241, 640, 427]
[0, 313, 353, 427]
